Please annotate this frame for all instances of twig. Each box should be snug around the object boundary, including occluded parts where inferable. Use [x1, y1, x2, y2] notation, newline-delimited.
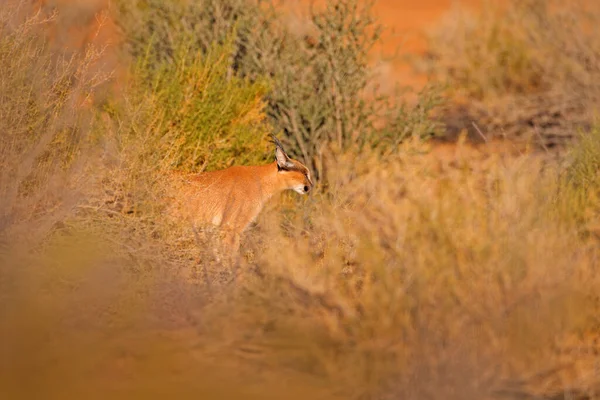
[533, 125, 550, 154]
[471, 121, 489, 144]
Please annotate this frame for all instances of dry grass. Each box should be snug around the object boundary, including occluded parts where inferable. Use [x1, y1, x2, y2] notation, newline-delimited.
[228, 141, 600, 399]
[422, 0, 600, 148]
[2, 1, 600, 400]
[0, 2, 110, 248]
[4, 135, 600, 399]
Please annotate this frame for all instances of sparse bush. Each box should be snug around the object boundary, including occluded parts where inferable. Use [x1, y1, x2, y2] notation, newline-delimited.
[115, 0, 265, 68]
[122, 36, 272, 172]
[376, 84, 445, 154]
[115, 0, 442, 181]
[0, 2, 110, 246]
[240, 0, 385, 174]
[425, 1, 546, 99]
[426, 0, 600, 100]
[423, 0, 600, 147]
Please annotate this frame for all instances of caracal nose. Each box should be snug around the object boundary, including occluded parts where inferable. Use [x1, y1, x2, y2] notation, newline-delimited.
[304, 185, 310, 193]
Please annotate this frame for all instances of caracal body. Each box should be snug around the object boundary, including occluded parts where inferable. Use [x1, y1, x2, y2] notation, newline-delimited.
[168, 137, 313, 255]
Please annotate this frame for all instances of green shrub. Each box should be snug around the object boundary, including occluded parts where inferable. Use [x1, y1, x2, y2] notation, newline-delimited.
[113, 36, 272, 173]
[115, 0, 265, 70]
[115, 0, 442, 181]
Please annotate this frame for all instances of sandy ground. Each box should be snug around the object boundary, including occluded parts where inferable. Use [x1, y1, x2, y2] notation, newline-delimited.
[371, 0, 482, 87]
[281, 0, 482, 89]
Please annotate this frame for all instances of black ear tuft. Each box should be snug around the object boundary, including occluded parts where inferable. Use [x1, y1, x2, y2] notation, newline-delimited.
[271, 134, 285, 150]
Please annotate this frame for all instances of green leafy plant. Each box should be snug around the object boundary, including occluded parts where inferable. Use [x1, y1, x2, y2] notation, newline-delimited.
[115, 0, 442, 182]
[113, 36, 272, 173]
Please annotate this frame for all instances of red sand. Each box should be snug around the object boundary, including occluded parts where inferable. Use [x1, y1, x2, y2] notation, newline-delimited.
[371, 0, 481, 87]
[282, 0, 482, 89]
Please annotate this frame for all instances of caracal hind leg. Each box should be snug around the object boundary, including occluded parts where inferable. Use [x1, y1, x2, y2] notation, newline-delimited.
[218, 228, 242, 280]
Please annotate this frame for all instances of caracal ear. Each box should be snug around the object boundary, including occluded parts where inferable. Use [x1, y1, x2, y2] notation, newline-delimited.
[272, 135, 294, 170]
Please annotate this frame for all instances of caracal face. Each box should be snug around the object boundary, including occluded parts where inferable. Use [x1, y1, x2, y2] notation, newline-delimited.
[274, 143, 313, 195]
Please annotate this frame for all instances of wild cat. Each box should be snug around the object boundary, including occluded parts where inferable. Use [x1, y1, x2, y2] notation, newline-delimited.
[168, 136, 313, 258]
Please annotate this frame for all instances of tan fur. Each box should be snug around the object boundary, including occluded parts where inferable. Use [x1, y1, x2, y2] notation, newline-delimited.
[167, 139, 313, 258]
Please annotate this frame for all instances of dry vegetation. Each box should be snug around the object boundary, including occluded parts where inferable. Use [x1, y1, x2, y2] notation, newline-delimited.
[1, 1, 600, 400]
[423, 0, 600, 149]
[115, 0, 443, 180]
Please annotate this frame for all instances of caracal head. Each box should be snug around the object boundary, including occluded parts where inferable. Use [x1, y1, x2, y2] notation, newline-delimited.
[272, 135, 314, 195]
